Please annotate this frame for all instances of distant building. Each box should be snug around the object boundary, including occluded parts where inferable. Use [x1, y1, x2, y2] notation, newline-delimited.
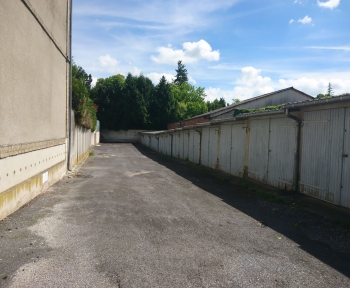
[167, 87, 313, 129]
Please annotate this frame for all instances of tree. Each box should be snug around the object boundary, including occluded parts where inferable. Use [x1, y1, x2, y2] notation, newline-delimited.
[173, 60, 188, 85]
[327, 83, 334, 97]
[206, 98, 227, 112]
[72, 63, 97, 130]
[171, 82, 207, 119]
[73, 62, 93, 91]
[90, 74, 126, 130]
[149, 76, 176, 130]
[232, 98, 241, 104]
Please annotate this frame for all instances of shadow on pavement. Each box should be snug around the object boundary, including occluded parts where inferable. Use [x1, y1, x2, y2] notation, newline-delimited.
[133, 143, 350, 278]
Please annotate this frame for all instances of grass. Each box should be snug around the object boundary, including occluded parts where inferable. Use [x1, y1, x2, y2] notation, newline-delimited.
[343, 222, 350, 230]
[89, 152, 94, 156]
[328, 218, 340, 224]
[238, 181, 247, 188]
[248, 187, 294, 205]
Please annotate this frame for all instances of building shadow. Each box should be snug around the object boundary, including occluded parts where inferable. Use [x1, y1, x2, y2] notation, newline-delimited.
[132, 143, 350, 278]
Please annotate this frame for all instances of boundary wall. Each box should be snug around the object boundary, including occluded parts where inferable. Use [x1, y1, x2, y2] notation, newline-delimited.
[141, 96, 350, 209]
[101, 129, 149, 143]
[0, 122, 99, 221]
[0, 2, 100, 221]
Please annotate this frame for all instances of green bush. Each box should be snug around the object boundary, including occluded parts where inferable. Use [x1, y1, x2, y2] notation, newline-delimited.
[72, 63, 97, 131]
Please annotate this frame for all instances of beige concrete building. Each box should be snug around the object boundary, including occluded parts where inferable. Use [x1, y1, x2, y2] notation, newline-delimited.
[0, 1, 98, 221]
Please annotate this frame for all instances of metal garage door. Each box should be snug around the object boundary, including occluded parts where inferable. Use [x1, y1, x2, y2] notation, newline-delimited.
[208, 127, 219, 169]
[230, 124, 247, 177]
[218, 124, 232, 173]
[267, 118, 296, 190]
[248, 119, 270, 182]
[299, 109, 345, 205]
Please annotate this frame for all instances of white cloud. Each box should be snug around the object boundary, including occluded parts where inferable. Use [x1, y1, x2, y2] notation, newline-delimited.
[205, 87, 237, 102]
[298, 16, 312, 24]
[130, 66, 142, 76]
[91, 77, 98, 87]
[96, 54, 119, 73]
[289, 19, 294, 24]
[145, 72, 175, 84]
[151, 40, 220, 65]
[206, 67, 274, 102]
[205, 67, 350, 104]
[317, 0, 340, 9]
[278, 77, 350, 96]
[188, 76, 197, 85]
[307, 45, 350, 51]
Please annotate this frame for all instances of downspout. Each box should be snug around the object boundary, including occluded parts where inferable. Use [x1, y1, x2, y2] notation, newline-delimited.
[155, 135, 159, 152]
[194, 126, 202, 164]
[67, 0, 73, 171]
[169, 132, 174, 157]
[285, 108, 301, 192]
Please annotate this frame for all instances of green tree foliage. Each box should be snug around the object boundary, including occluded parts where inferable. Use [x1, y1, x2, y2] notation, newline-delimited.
[72, 63, 97, 131]
[122, 74, 149, 129]
[90, 74, 126, 130]
[149, 76, 176, 130]
[327, 82, 334, 96]
[171, 82, 208, 120]
[316, 83, 334, 99]
[173, 60, 188, 85]
[90, 61, 209, 130]
[206, 97, 227, 112]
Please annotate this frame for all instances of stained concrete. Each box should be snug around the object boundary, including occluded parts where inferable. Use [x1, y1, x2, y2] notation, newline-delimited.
[0, 143, 349, 287]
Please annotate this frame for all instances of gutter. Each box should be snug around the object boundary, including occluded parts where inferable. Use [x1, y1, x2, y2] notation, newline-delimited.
[67, 0, 73, 171]
[285, 109, 301, 192]
[284, 94, 350, 110]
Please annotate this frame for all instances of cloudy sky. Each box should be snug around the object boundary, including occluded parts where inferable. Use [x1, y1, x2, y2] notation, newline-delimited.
[73, 0, 350, 102]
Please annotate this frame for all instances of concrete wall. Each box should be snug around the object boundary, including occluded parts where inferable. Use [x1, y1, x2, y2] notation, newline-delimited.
[0, 0, 69, 147]
[0, 1, 98, 221]
[70, 113, 100, 167]
[101, 129, 150, 143]
[141, 100, 350, 209]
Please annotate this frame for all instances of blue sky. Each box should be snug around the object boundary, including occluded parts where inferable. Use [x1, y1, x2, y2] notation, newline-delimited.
[73, 0, 350, 102]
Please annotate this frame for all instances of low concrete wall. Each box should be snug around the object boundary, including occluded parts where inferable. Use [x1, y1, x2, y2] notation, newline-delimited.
[0, 160, 66, 221]
[0, 122, 100, 221]
[70, 125, 100, 167]
[101, 129, 149, 143]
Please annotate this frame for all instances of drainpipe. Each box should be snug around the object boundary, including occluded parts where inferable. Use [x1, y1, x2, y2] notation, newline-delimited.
[67, 0, 73, 171]
[155, 135, 159, 152]
[285, 108, 301, 192]
[169, 131, 174, 157]
[194, 126, 202, 164]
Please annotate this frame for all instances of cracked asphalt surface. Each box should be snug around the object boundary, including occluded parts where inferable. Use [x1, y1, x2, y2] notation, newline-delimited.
[0, 143, 350, 287]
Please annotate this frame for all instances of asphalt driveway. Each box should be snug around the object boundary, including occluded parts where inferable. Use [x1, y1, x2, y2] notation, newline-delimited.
[0, 143, 349, 287]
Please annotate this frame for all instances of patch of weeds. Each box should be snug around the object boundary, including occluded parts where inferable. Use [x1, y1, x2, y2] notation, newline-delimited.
[198, 167, 207, 173]
[283, 198, 294, 205]
[184, 162, 191, 167]
[343, 222, 350, 230]
[329, 218, 340, 225]
[238, 181, 247, 188]
[89, 152, 94, 156]
[220, 177, 229, 182]
[248, 187, 257, 192]
[255, 190, 284, 203]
